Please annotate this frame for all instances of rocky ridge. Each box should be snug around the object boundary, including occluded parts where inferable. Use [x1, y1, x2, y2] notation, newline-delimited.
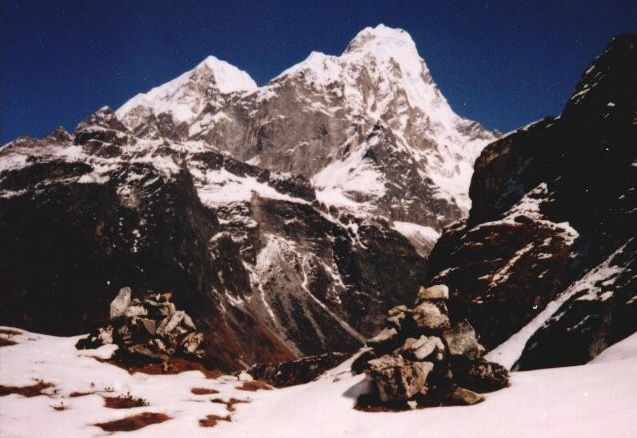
[0, 106, 427, 371]
[427, 34, 637, 369]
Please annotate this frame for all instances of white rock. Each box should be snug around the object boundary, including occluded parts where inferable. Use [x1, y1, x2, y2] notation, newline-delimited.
[97, 326, 114, 345]
[157, 310, 188, 337]
[238, 370, 254, 382]
[417, 284, 449, 301]
[402, 335, 445, 361]
[124, 305, 148, 318]
[109, 287, 132, 319]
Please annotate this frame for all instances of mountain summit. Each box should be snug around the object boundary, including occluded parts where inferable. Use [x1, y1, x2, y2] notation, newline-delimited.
[116, 55, 257, 133]
[116, 25, 495, 231]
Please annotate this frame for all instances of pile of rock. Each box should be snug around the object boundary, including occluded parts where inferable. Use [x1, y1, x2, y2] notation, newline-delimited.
[76, 287, 204, 363]
[353, 284, 509, 409]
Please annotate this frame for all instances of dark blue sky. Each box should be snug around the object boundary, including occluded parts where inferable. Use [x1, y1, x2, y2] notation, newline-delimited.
[1, 0, 635, 143]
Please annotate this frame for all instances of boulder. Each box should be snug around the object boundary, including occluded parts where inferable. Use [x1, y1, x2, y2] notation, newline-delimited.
[400, 335, 445, 361]
[351, 349, 377, 375]
[449, 386, 485, 405]
[157, 310, 191, 337]
[388, 305, 409, 316]
[452, 357, 510, 392]
[140, 318, 157, 336]
[366, 327, 401, 354]
[238, 370, 254, 382]
[366, 355, 434, 402]
[386, 305, 410, 330]
[181, 332, 204, 354]
[442, 320, 485, 359]
[124, 304, 148, 318]
[417, 284, 449, 301]
[412, 302, 450, 332]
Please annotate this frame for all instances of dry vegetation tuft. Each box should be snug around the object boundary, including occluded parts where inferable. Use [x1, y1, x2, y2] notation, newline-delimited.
[211, 397, 249, 412]
[103, 392, 149, 409]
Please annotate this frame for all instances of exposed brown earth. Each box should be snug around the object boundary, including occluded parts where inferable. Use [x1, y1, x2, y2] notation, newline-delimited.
[0, 380, 55, 397]
[94, 412, 171, 432]
[199, 414, 231, 428]
[191, 387, 220, 395]
[0, 337, 17, 347]
[105, 353, 222, 379]
[235, 380, 273, 391]
[211, 397, 249, 412]
[0, 328, 22, 335]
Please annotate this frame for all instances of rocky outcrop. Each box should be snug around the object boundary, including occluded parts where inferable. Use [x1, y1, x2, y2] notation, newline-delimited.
[427, 35, 637, 369]
[354, 285, 509, 409]
[246, 352, 350, 387]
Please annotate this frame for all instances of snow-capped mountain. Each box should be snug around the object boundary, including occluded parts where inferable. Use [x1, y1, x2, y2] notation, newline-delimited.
[4, 25, 632, 376]
[1, 23, 636, 438]
[116, 24, 495, 229]
[0, 25, 495, 369]
[116, 56, 257, 140]
[0, 110, 430, 370]
[427, 34, 637, 369]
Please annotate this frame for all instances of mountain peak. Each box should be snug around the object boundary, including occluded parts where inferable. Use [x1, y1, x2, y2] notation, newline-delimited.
[116, 55, 256, 128]
[193, 55, 257, 94]
[344, 24, 418, 55]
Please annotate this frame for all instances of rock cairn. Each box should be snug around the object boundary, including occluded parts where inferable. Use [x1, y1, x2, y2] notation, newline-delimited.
[76, 287, 204, 363]
[353, 284, 509, 409]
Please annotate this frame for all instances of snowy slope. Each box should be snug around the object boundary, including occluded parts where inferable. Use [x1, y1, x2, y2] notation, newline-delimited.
[2, 327, 636, 437]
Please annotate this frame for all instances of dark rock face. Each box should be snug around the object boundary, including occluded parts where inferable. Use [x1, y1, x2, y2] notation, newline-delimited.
[246, 352, 350, 387]
[0, 161, 215, 333]
[518, 238, 637, 369]
[427, 35, 637, 368]
[0, 104, 428, 371]
[356, 125, 465, 228]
